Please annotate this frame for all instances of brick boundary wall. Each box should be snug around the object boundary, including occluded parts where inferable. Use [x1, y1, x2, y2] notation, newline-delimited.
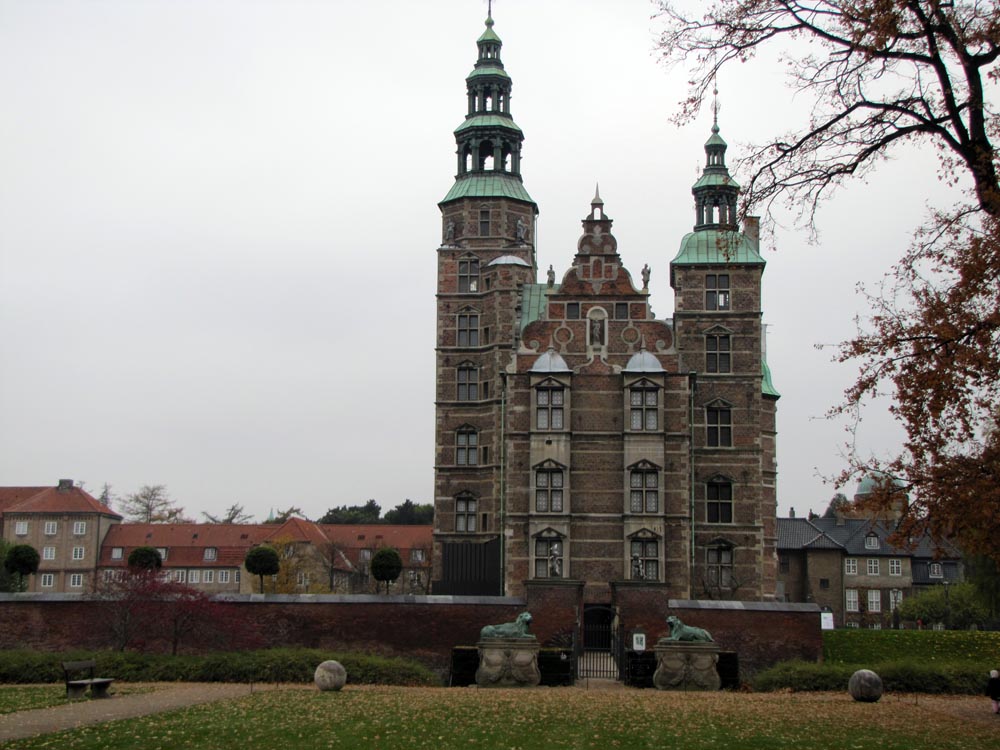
[0, 588, 821, 680]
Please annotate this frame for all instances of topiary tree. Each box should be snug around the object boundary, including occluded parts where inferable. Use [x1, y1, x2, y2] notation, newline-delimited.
[371, 547, 402, 594]
[4, 544, 40, 591]
[127, 546, 163, 569]
[244, 546, 280, 593]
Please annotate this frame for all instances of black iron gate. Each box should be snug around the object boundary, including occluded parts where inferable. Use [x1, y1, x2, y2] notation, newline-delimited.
[575, 604, 623, 680]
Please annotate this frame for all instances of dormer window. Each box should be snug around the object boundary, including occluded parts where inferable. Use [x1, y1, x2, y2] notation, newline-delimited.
[865, 534, 879, 550]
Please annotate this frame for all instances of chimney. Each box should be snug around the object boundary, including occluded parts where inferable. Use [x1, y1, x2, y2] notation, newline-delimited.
[743, 215, 760, 251]
[57, 479, 73, 491]
[789, 507, 796, 518]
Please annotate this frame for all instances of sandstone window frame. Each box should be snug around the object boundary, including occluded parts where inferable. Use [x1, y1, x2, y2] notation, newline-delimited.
[627, 460, 660, 514]
[456, 363, 479, 401]
[532, 531, 565, 579]
[457, 256, 480, 293]
[627, 379, 660, 432]
[534, 378, 567, 431]
[456, 426, 479, 466]
[706, 476, 734, 523]
[628, 530, 661, 581]
[455, 494, 478, 533]
[705, 327, 732, 374]
[533, 461, 566, 513]
[706, 401, 733, 447]
[705, 273, 730, 311]
[456, 309, 480, 347]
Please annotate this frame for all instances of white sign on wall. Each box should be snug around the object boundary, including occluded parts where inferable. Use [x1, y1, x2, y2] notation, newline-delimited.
[821, 612, 835, 630]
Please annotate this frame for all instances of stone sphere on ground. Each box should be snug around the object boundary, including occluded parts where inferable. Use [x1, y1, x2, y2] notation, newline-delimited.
[314, 660, 347, 691]
[848, 669, 883, 702]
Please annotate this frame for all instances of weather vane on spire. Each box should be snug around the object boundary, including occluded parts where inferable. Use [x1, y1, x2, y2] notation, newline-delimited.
[712, 79, 720, 133]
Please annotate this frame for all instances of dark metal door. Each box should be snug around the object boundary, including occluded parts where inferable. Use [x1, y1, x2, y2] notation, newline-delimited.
[576, 605, 621, 680]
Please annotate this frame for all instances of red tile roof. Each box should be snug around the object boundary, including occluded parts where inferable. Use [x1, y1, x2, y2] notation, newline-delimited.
[4, 486, 120, 518]
[0, 488, 49, 513]
[320, 524, 432, 551]
[261, 517, 332, 548]
[100, 523, 269, 567]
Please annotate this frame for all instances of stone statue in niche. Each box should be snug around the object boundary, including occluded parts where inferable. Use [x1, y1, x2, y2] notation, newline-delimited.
[444, 220, 455, 244]
[547, 265, 555, 287]
[590, 318, 605, 346]
[516, 217, 528, 244]
[641, 263, 651, 289]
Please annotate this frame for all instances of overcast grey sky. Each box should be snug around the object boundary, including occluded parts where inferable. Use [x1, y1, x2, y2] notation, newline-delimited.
[0, 0, 957, 522]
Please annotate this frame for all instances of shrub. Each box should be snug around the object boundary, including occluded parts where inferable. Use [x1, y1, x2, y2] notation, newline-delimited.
[127, 547, 162, 569]
[371, 547, 403, 593]
[753, 659, 988, 694]
[823, 629, 1000, 664]
[0, 649, 438, 686]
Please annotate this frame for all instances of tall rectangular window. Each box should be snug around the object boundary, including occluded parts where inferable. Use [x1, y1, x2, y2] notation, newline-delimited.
[889, 559, 901, 576]
[889, 589, 903, 609]
[630, 540, 659, 581]
[456, 497, 477, 532]
[868, 590, 881, 612]
[219, 570, 231, 584]
[536, 386, 564, 430]
[72, 547, 85, 561]
[706, 273, 730, 310]
[173, 570, 187, 583]
[14, 521, 27, 536]
[456, 429, 478, 466]
[41, 573, 55, 588]
[867, 558, 880, 576]
[73, 521, 86, 535]
[457, 314, 479, 347]
[615, 302, 629, 320]
[458, 259, 479, 292]
[189, 570, 201, 584]
[566, 302, 580, 319]
[44, 521, 57, 536]
[457, 366, 479, 400]
[630, 383, 658, 431]
[535, 468, 564, 513]
[535, 538, 563, 578]
[706, 334, 731, 373]
[846, 589, 859, 612]
[43, 546, 55, 560]
[707, 482, 733, 523]
[707, 547, 733, 587]
[707, 406, 732, 446]
[629, 468, 658, 513]
[479, 209, 490, 236]
[69, 573, 83, 588]
[845, 558, 858, 575]
[204, 570, 215, 584]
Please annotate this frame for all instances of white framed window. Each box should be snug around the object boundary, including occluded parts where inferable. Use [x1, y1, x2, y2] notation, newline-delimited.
[869, 622, 882, 630]
[846, 621, 860, 629]
[173, 570, 186, 583]
[189, 570, 201, 584]
[103, 570, 114, 582]
[889, 558, 901, 576]
[296, 572, 310, 587]
[535, 466, 564, 513]
[69, 573, 83, 588]
[71, 547, 85, 561]
[235, 569, 241, 584]
[219, 570, 230, 584]
[846, 589, 859, 612]
[111, 547, 124, 560]
[630, 539, 659, 581]
[204, 547, 217, 561]
[44, 521, 58, 536]
[43, 546, 55, 561]
[867, 558, 880, 576]
[867, 590, 882, 612]
[865, 534, 879, 550]
[455, 496, 477, 532]
[629, 381, 659, 431]
[359, 548, 372, 562]
[41, 573, 55, 588]
[534, 537, 563, 578]
[890, 589, 903, 609]
[410, 548, 425, 563]
[14, 521, 28, 536]
[204, 570, 215, 583]
[845, 558, 857, 575]
[629, 465, 659, 514]
[73, 521, 87, 535]
[929, 562, 943, 578]
[156, 548, 168, 561]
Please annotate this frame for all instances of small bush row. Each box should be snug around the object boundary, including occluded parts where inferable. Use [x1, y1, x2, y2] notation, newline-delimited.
[0, 649, 439, 686]
[753, 659, 988, 694]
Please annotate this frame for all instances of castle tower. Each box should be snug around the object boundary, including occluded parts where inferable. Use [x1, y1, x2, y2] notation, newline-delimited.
[669, 115, 780, 600]
[432, 14, 538, 594]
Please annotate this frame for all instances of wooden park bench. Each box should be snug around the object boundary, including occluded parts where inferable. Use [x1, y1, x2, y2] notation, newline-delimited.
[62, 660, 115, 700]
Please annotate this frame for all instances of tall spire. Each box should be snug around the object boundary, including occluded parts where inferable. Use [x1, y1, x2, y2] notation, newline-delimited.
[690, 92, 739, 231]
[440, 12, 534, 205]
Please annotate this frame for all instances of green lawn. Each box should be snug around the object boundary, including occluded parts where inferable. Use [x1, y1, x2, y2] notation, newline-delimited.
[3, 686, 997, 750]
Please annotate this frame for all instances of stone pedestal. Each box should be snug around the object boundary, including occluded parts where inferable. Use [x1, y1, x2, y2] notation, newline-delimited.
[653, 640, 721, 691]
[475, 639, 541, 687]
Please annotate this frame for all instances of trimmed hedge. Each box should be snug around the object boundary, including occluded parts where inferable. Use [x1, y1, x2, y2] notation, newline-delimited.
[823, 629, 1000, 664]
[752, 659, 988, 694]
[0, 649, 438, 686]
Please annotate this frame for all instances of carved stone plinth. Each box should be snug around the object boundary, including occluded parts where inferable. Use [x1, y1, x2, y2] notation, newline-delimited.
[653, 640, 721, 691]
[475, 639, 541, 688]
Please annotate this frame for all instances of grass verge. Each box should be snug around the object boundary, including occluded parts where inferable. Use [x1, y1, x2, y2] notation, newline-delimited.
[2, 686, 997, 750]
[0, 685, 152, 714]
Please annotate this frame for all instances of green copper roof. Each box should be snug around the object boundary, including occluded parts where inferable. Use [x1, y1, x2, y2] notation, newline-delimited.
[441, 173, 535, 204]
[762, 358, 780, 398]
[706, 132, 727, 147]
[520, 283, 548, 331]
[693, 171, 740, 190]
[672, 229, 765, 265]
[455, 114, 522, 135]
[468, 65, 510, 80]
[478, 16, 501, 43]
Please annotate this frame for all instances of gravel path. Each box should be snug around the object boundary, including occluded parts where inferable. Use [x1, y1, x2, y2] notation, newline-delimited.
[0, 683, 265, 742]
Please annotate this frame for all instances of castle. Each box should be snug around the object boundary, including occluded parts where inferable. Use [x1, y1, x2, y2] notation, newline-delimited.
[431, 14, 779, 603]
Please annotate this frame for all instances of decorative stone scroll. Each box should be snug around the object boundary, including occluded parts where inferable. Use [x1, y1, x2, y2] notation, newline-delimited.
[653, 641, 721, 691]
[475, 638, 542, 687]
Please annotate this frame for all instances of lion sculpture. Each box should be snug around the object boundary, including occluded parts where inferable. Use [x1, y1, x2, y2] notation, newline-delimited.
[665, 615, 713, 643]
[479, 611, 535, 640]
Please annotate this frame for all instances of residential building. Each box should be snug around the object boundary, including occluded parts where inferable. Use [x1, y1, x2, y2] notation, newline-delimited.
[432, 14, 779, 602]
